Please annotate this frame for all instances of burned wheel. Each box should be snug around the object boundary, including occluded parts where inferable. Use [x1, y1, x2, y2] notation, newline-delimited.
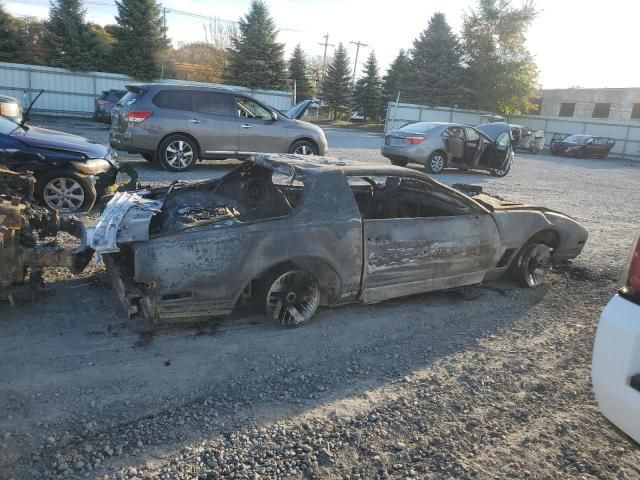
[260, 269, 320, 328]
[511, 243, 552, 288]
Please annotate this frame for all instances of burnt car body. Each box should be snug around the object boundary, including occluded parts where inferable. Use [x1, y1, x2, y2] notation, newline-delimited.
[550, 134, 615, 158]
[510, 124, 544, 154]
[0, 115, 134, 212]
[89, 154, 588, 328]
[382, 122, 514, 176]
[94, 89, 126, 123]
[0, 166, 91, 300]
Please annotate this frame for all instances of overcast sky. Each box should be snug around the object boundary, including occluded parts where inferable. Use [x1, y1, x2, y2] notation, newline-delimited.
[7, 0, 639, 89]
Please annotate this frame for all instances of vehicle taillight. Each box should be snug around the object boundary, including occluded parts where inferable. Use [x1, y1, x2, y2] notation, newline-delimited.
[621, 234, 640, 303]
[405, 136, 425, 145]
[125, 111, 152, 123]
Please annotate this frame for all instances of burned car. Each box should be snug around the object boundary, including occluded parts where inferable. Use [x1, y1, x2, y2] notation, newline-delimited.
[510, 124, 544, 154]
[89, 154, 588, 328]
[1, 166, 91, 302]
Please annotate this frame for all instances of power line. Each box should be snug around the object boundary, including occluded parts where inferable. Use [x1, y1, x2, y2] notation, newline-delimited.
[349, 40, 369, 85]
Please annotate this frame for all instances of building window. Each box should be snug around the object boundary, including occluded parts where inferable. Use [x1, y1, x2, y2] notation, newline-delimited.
[559, 102, 575, 117]
[631, 103, 640, 119]
[592, 103, 611, 118]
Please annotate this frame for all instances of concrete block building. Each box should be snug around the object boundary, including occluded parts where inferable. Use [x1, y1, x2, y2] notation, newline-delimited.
[540, 88, 640, 122]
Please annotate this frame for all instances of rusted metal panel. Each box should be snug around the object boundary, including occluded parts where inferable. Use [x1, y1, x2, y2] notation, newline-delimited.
[361, 215, 502, 303]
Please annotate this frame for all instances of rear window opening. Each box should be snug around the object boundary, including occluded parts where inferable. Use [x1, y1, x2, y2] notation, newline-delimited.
[149, 163, 306, 235]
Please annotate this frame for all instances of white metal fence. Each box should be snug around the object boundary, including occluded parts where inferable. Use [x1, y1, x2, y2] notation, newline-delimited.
[0, 62, 294, 117]
[385, 102, 640, 160]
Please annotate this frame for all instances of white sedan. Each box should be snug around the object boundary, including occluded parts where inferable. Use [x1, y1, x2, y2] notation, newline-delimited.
[592, 233, 640, 443]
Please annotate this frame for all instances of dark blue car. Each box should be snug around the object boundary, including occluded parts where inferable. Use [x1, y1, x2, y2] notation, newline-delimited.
[0, 115, 124, 212]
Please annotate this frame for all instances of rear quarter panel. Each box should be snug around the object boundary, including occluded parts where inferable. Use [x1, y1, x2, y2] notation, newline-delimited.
[132, 170, 363, 313]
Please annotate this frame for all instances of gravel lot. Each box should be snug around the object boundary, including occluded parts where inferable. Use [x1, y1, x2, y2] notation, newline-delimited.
[1, 117, 639, 479]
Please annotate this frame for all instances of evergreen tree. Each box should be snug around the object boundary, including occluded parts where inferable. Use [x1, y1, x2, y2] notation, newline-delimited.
[321, 43, 351, 119]
[462, 0, 538, 114]
[288, 44, 313, 101]
[405, 12, 462, 106]
[353, 51, 382, 121]
[45, 0, 99, 70]
[382, 49, 410, 109]
[111, 0, 169, 80]
[0, 3, 23, 63]
[223, 0, 287, 89]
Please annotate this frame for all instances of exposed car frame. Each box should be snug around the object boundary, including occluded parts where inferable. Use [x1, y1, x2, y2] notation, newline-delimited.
[89, 154, 588, 328]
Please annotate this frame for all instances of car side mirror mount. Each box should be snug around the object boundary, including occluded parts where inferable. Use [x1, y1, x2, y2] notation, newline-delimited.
[271, 112, 278, 121]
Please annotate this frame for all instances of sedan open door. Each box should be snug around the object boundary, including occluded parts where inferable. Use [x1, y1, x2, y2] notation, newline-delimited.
[476, 122, 513, 177]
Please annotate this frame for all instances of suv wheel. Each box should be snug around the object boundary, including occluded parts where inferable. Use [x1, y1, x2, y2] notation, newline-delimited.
[289, 140, 318, 156]
[158, 135, 198, 172]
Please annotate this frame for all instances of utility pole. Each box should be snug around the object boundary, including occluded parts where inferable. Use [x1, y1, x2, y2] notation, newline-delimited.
[160, 7, 167, 80]
[349, 40, 369, 85]
[318, 34, 334, 82]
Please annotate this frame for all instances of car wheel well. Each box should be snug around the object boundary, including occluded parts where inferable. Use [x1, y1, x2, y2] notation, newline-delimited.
[156, 132, 201, 160]
[289, 137, 318, 151]
[527, 229, 561, 250]
[249, 258, 341, 306]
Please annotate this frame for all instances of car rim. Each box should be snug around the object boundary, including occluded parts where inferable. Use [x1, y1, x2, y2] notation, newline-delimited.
[165, 140, 194, 169]
[431, 154, 444, 172]
[294, 144, 313, 155]
[524, 244, 552, 287]
[265, 270, 320, 327]
[43, 177, 85, 212]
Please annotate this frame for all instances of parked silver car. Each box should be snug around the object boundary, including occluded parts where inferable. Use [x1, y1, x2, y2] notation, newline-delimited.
[510, 124, 544, 154]
[109, 84, 328, 172]
[382, 122, 513, 177]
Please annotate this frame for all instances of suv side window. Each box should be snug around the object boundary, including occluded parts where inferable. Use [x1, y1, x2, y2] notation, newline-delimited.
[235, 96, 271, 119]
[152, 90, 194, 111]
[193, 91, 235, 117]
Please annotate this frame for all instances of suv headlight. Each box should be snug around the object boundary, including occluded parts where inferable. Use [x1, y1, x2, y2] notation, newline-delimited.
[72, 159, 113, 175]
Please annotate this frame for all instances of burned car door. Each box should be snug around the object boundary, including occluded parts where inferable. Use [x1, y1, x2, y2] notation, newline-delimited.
[351, 175, 502, 304]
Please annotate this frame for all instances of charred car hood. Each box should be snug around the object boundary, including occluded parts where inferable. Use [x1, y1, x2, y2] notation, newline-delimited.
[13, 125, 110, 159]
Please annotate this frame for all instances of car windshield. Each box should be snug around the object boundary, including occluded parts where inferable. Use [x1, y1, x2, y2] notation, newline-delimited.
[0, 115, 19, 134]
[565, 135, 590, 144]
[398, 122, 440, 134]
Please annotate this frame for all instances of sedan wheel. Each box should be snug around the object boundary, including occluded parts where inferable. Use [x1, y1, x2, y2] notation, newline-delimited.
[38, 172, 96, 213]
[426, 151, 446, 174]
[512, 243, 552, 288]
[262, 269, 320, 328]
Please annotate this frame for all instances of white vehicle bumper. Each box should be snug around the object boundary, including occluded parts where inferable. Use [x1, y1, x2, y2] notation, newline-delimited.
[592, 294, 640, 443]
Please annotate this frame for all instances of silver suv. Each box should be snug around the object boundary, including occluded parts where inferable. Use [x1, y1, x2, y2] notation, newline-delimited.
[109, 84, 328, 171]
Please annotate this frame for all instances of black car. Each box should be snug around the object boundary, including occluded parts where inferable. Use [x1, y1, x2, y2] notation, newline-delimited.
[0, 115, 127, 212]
[94, 89, 126, 123]
[550, 134, 615, 158]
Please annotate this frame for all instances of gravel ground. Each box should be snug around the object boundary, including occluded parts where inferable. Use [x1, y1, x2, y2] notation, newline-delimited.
[0, 117, 639, 479]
